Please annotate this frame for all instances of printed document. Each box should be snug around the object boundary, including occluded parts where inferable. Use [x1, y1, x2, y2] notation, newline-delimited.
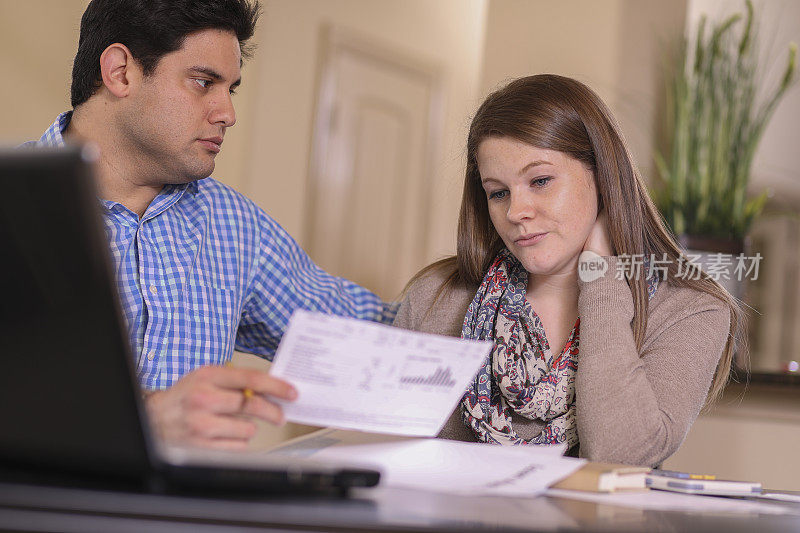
[269, 428, 584, 497]
[269, 310, 492, 436]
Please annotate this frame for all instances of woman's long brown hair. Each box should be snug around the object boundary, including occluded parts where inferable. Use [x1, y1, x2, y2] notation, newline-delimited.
[408, 74, 744, 405]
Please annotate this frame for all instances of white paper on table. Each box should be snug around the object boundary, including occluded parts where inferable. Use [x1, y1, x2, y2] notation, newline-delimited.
[546, 488, 797, 515]
[758, 492, 800, 504]
[269, 310, 492, 436]
[268, 428, 584, 497]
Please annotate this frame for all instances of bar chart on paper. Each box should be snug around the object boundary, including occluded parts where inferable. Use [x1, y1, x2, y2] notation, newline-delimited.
[358, 355, 460, 391]
[399, 364, 456, 388]
[270, 311, 492, 436]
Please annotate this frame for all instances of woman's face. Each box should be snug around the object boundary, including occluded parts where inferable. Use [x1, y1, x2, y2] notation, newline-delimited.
[476, 137, 599, 278]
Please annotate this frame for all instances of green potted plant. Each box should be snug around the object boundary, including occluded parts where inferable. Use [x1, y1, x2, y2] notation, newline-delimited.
[655, 0, 796, 297]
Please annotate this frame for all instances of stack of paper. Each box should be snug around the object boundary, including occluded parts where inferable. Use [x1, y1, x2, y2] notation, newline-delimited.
[268, 428, 585, 497]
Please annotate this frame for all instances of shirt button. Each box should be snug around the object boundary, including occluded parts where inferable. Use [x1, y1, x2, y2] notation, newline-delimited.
[147, 351, 155, 361]
[149, 285, 158, 295]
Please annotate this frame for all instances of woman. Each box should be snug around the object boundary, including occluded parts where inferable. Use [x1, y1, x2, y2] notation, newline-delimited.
[393, 74, 743, 467]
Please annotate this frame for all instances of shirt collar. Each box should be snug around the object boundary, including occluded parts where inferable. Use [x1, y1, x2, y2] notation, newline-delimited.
[100, 181, 199, 223]
[38, 111, 72, 148]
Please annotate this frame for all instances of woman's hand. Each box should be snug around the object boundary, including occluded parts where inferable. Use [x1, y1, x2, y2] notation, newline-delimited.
[583, 208, 614, 256]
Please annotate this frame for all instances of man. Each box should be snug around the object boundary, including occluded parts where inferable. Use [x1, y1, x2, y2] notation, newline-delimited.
[31, 0, 395, 450]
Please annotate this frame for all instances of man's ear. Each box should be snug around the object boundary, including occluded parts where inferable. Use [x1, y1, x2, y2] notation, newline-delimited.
[99, 43, 140, 98]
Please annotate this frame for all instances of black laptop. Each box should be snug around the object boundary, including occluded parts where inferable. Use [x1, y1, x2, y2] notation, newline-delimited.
[0, 146, 379, 493]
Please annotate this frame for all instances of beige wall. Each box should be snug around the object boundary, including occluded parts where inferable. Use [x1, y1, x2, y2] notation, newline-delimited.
[0, 0, 89, 145]
[480, 0, 688, 183]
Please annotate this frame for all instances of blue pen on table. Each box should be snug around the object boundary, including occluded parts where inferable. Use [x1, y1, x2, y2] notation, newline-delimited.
[646, 470, 762, 496]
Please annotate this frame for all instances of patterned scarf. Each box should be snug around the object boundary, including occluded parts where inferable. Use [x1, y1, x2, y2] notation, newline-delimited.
[460, 249, 658, 446]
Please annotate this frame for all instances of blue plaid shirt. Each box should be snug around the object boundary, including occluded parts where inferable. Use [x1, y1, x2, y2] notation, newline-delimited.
[34, 112, 396, 390]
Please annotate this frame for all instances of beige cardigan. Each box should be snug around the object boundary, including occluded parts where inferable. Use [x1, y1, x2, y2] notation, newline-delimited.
[392, 257, 730, 467]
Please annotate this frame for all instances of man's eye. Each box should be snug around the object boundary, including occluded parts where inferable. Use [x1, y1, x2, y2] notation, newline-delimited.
[488, 190, 508, 200]
[195, 79, 210, 89]
[229, 87, 237, 95]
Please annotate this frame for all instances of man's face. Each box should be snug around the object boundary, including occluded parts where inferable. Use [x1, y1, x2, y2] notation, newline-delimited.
[119, 29, 242, 185]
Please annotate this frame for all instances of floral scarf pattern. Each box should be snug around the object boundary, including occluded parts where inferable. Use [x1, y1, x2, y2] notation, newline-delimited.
[460, 249, 658, 446]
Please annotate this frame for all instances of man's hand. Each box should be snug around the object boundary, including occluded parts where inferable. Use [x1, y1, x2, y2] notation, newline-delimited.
[583, 208, 614, 257]
[144, 365, 297, 450]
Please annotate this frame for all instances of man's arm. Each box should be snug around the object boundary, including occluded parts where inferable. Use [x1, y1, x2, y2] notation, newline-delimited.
[235, 210, 394, 358]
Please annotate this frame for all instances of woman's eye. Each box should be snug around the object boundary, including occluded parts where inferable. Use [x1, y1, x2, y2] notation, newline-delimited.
[488, 190, 508, 200]
[532, 177, 552, 187]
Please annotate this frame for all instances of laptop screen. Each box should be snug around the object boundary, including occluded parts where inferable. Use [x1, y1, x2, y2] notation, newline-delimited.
[0, 148, 153, 481]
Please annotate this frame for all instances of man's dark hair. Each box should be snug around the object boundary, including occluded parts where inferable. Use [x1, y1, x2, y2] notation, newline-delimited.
[70, 0, 261, 108]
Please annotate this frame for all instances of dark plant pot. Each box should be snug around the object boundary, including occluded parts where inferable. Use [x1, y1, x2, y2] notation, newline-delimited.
[676, 233, 751, 302]
[677, 234, 748, 255]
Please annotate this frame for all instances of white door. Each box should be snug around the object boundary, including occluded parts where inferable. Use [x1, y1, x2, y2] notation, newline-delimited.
[306, 28, 443, 301]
